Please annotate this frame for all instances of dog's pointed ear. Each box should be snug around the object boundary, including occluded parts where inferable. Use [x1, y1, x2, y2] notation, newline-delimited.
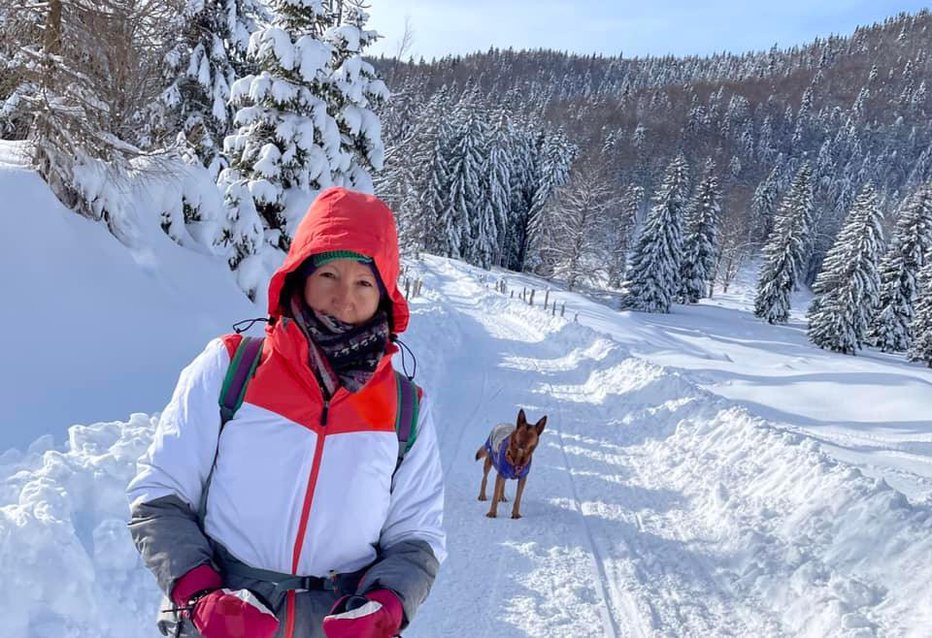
[517, 409, 527, 427]
[534, 415, 547, 435]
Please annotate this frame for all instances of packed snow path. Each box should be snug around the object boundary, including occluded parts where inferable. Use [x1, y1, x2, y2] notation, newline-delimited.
[405, 258, 930, 638]
[1, 256, 930, 637]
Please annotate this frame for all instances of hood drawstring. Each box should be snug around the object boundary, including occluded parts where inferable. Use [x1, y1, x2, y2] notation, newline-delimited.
[391, 335, 418, 380]
[233, 317, 270, 334]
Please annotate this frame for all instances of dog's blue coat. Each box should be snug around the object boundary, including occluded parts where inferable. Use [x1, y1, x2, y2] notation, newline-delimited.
[484, 423, 531, 480]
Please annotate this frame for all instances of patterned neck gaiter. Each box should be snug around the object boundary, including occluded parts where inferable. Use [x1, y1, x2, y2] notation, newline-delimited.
[289, 293, 391, 396]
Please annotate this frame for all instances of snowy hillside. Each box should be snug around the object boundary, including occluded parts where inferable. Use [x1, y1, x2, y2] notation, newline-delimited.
[1, 224, 931, 636]
[0, 148, 259, 451]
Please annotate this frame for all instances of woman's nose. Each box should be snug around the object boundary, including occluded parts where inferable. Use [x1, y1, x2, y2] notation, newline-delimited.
[331, 283, 353, 311]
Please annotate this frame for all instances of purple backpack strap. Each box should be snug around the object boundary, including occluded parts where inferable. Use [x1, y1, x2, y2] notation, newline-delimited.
[219, 336, 264, 428]
[393, 371, 421, 478]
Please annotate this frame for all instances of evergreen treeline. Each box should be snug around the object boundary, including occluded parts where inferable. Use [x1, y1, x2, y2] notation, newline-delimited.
[371, 10, 932, 357]
[3, 4, 932, 357]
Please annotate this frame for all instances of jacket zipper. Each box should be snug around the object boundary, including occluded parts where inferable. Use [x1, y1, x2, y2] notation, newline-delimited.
[286, 396, 332, 638]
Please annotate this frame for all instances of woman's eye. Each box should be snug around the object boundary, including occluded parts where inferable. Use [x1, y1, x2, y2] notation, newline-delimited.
[357, 280, 374, 287]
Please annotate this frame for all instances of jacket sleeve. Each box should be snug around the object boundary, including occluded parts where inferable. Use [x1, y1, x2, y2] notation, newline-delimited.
[357, 396, 446, 625]
[126, 338, 229, 596]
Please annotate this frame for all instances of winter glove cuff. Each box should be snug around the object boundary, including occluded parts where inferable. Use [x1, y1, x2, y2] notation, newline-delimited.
[365, 589, 404, 627]
[171, 564, 223, 607]
[191, 588, 280, 638]
[322, 588, 404, 638]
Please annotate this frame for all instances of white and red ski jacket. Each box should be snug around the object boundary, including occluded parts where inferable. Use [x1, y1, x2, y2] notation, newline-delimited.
[127, 188, 445, 636]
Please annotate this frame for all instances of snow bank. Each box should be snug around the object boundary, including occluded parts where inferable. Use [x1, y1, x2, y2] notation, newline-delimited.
[0, 415, 161, 638]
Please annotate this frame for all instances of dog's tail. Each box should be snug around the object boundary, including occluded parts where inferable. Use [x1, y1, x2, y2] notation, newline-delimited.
[475, 446, 487, 461]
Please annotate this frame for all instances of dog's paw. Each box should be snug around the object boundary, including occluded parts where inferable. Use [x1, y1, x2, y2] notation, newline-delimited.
[500, 495, 508, 502]
[511, 513, 522, 519]
[485, 511, 497, 518]
[477, 494, 487, 501]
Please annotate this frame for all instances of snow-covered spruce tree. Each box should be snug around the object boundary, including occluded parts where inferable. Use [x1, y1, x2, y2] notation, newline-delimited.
[444, 103, 486, 260]
[679, 159, 721, 303]
[220, 0, 387, 270]
[373, 79, 432, 257]
[154, 0, 262, 178]
[419, 116, 455, 257]
[754, 162, 814, 324]
[868, 184, 932, 351]
[0, 2, 41, 138]
[376, 84, 454, 258]
[907, 262, 932, 367]
[17, 1, 111, 211]
[476, 109, 513, 268]
[324, 3, 387, 192]
[501, 126, 539, 271]
[806, 184, 885, 354]
[620, 154, 691, 313]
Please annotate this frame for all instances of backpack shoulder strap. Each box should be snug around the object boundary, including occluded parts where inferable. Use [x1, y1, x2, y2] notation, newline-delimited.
[393, 370, 422, 476]
[219, 336, 264, 427]
[201, 335, 264, 524]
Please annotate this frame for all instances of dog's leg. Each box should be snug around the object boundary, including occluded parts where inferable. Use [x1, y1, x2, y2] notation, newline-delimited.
[512, 476, 528, 519]
[486, 474, 505, 518]
[478, 455, 493, 501]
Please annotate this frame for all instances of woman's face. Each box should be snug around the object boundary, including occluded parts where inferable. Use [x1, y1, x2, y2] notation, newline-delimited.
[303, 258, 381, 325]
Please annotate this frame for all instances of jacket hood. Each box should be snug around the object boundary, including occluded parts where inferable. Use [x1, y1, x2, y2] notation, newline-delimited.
[267, 187, 410, 334]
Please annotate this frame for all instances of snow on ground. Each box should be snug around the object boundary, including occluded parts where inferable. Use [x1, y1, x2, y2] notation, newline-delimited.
[3, 241, 931, 636]
[495, 267, 932, 503]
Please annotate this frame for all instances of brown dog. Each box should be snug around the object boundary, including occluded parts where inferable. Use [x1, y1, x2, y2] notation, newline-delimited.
[475, 409, 547, 519]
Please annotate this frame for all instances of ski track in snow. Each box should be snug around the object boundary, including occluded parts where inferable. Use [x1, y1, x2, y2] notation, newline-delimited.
[2, 256, 931, 637]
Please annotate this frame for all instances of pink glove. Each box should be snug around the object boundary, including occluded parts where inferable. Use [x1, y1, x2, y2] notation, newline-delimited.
[171, 565, 280, 638]
[322, 589, 404, 638]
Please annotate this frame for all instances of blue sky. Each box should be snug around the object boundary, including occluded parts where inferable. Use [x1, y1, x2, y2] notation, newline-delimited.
[366, 1, 930, 60]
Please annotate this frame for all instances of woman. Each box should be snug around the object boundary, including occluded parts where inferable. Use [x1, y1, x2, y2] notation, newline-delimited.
[128, 187, 446, 638]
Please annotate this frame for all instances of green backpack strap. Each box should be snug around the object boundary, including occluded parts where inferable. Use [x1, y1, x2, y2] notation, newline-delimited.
[200, 336, 264, 524]
[393, 370, 421, 476]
